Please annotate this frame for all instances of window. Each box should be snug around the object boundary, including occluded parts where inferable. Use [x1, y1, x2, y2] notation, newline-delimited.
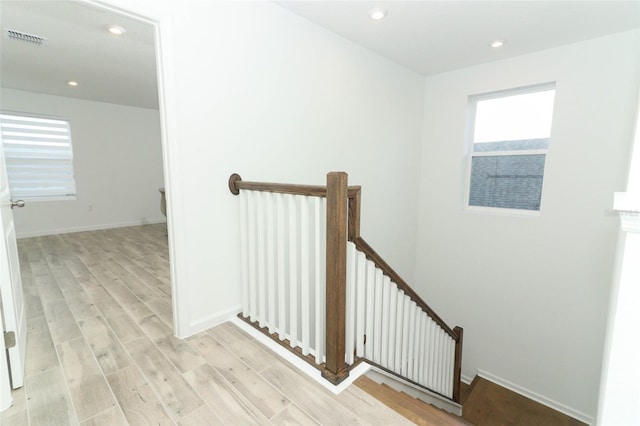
[466, 84, 556, 212]
[0, 112, 76, 200]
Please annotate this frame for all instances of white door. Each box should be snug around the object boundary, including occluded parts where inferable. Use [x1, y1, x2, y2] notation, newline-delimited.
[0, 138, 26, 389]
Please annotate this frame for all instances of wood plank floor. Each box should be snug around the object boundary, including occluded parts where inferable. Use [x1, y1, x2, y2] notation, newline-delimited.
[461, 377, 587, 426]
[0, 224, 415, 425]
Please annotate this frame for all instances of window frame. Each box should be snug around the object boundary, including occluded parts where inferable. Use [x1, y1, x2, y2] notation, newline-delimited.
[463, 82, 556, 216]
[1, 110, 77, 202]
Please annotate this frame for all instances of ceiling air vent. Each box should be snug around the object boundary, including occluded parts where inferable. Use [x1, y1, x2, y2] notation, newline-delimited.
[6, 29, 46, 45]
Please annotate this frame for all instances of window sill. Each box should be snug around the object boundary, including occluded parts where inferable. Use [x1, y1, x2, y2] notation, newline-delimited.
[464, 205, 541, 218]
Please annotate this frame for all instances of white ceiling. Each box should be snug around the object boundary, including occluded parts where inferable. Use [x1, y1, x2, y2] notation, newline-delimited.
[278, 1, 640, 76]
[0, 0, 158, 109]
[1, 1, 639, 110]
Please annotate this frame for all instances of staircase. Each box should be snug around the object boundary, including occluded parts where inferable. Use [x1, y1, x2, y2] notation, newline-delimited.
[355, 376, 471, 425]
[358, 375, 589, 426]
[229, 171, 463, 407]
[229, 172, 589, 426]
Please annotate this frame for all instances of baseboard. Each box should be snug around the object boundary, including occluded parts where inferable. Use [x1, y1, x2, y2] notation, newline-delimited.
[230, 316, 371, 395]
[461, 373, 474, 385]
[477, 369, 594, 425]
[179, 305, 242, 338]
[16, 218, 167, 239]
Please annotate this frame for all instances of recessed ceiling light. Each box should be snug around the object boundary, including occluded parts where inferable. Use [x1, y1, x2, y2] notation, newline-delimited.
[490, 39, 506, 48]
[369, 7, 387, 21]
[67, 81, 79, 87]
[107, 25, 126, 36]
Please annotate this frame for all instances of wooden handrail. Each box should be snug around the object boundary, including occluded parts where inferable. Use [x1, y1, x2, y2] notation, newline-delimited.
[229, 173, 361, 198]
[353, 237, 458, 340]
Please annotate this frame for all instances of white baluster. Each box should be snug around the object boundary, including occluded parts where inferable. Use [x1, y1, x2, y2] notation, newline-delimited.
[247, 190, 258, 322]
[373, 269, 383, 364]
[239, 190, 249, 318]
[427, 320, 436, 389]
[407, 301, 416, 379]
[319, 198, 326, 362]
[448, 337, 455, 397]
[422, 318, 431, 387]
[300, 196, 310, 355]
[411, 305, 422, 382]
[394, 289, 404, 372]
[287, 194, 298, 347]
[345, 242, 357, 365]
[276, 193, 286, 340]
[443, 330, 449, 396]
[266, 193, 276, 333]
[380, 276, 391, 368]
[418, 314, 427, 386]
[436, 328, 445, 394]
[314, 197, 324, 363]
[401, 296, 410, 376]
[387, 282, 397, 369]
[355, 252, 366, 357]
[256, 191, 267, 327]
[364, 260, 375, 360]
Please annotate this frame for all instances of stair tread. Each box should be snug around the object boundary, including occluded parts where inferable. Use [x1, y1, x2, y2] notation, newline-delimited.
[355, 376, 470, 426]
[398, 391, 460, 421]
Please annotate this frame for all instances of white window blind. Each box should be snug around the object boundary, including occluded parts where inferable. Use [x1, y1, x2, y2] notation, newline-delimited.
[1, 112, 76, 200]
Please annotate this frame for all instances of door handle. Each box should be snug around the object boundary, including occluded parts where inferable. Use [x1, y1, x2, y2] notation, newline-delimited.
[10, 200, 25, 209]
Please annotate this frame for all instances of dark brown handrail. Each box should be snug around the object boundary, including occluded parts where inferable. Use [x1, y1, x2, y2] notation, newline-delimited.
[353, 237, 458, 340]
[229, 173, 361, 198]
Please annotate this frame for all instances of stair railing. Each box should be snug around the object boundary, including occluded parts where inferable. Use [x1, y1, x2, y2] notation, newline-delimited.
[229, 172, 463, 402]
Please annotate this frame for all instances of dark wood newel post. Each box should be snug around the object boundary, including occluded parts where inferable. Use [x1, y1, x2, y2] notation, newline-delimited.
[348, 189, 361, 241]
[322, 171, 349, 385]
[453, 326, 464, 403]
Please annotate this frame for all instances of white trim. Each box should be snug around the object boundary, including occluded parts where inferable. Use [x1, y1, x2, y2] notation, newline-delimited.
[461, 373, 474, 385]
[471, 149, 548, 157]
[619, 212, 640, 233]
[84, 0, 186, 343]
[15, 218, 166, 239]
[231, 316, 371, 395]
[469, 81, 557, 103]
[179, 305, 243, 339]
[464, 205, 541, 218]
[14, 196, 77, 203]
[463, 82, 556, 213]
[477, 369, 594, 425]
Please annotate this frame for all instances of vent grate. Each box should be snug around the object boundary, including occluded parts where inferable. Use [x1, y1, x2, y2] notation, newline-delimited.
[6, 29, 46, 45]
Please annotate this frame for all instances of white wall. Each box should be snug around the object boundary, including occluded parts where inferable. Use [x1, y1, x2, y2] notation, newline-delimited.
[96, 0, 425, 336]
[0, 89, 165, 237]
[598, 87, 640, 426]
[414, 31, 640, 423]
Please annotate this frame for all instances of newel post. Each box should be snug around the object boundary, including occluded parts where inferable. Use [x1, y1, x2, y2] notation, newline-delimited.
[322, 172, 349, 385]
[453, 326, 464, 403]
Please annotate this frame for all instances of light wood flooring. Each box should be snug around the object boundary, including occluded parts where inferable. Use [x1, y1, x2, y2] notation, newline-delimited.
[1, 224, 415, 425]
